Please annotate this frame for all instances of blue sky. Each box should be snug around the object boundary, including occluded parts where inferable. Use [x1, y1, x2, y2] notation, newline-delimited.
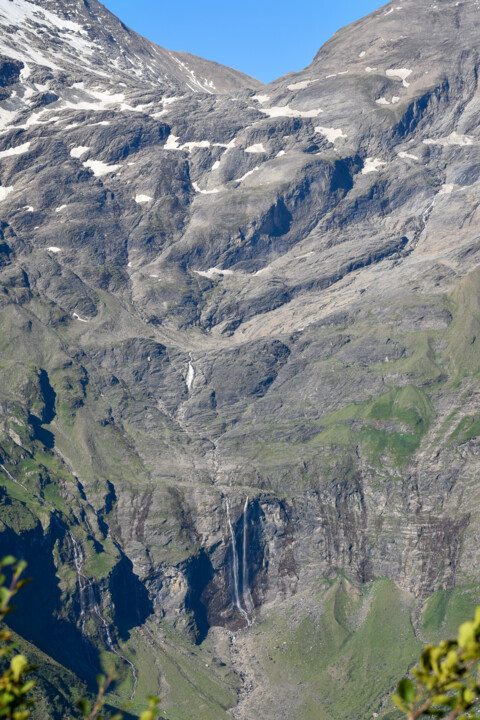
[101, 0, 386, 83]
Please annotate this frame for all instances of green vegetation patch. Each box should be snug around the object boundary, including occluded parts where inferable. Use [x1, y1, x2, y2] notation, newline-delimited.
[422, 583, 480, 643]
[256, 578, 421, 720]
[448, 415, 480, 444]
[445, 267, 480, 382]
[312, 385, 433, 466]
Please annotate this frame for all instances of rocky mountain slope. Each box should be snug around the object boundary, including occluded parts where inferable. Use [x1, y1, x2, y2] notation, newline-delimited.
[1, 0, 480, 718]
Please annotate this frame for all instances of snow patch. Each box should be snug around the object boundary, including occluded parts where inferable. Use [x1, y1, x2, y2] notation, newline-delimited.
[423, 132, 474, 147]
[386, 68, 412, 87]
[82, 159, 121, 177]
[212, 160, 221, 170]
[182, 140, 211, 151]
[70, 146, 89, 158]
[192, 182, 219, 194]
[359, 51, 366, 58]
[398, 151, 419, 160]
[376, 97, 391, 105]
[185, 358, 195, 392]
[23, 205, 34, 212]
[245, 143, 266, 153]
[362, 158, 386, 174]
[0, 0, 87, 36]
[0, 186, 13, 201]
[193, 267, 235, 279]
[287, 79, 317, 90]
[20, 64, 31, 81]
[219, 139, 237, 150]
[0, 142, 30, 158]
[438, 183, 455, 195]
[164, 134, 180, 150]
[0, 107, 19, 131]
[315, 126, 347, 144]
[252, 94, 270, 104]
[236, 167, 260, 183]
[47, 246, 62, 253]
[276, 150, 286, 157]
[135, 194, 153, 203]
[55, 204, 67, 212]
[72, 312, 88, 323]
[259, 105, 322, 118]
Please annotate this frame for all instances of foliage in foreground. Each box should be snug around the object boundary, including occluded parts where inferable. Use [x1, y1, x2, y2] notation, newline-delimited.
[0, 556, 159, 720]
[0, 555, 35, 720]
[394, 606, 480, 720]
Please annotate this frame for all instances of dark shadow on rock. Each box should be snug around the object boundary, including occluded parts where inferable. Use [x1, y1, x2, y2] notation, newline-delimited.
[0, 508, 102, 686]
[39, 368, 56, 424]
[28, 369, 57, 449]
[28, 414, 55, 450]
[109, 550, 154, 641]
[185, 549, 214, 644]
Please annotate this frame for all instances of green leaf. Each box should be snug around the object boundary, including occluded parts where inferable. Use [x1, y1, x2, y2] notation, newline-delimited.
[445, 681, 466, 691]
[432, 694, 454, 705]
[12, 711, 30, 720]
[397, 678, 416, 703]
[10, 655, 28, 682]
[76, 698, 90, 716]
[459, 622, 476, 648]
[15, 580, 30, 591]
[20, 681, 35, 694]
[1, 557, 16, 567]
[14, 561, 27, 577]
[392, 694, 408, 712]
[0, 587, 10, 607]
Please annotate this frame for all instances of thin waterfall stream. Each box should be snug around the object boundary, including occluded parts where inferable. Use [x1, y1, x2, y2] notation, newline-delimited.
[0, 463, 138, 696]
[242, 497, 254, 616]
[68, 532, 138, 698]
[226, 498, 254, 626]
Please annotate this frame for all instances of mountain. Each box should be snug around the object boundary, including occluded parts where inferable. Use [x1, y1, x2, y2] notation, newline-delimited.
[0, 0, 480, 718]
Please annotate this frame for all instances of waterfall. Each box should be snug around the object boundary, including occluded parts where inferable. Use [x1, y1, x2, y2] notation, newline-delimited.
[68, 531, 88, 638]
[0, 463, 47, 507]
[242, 497, 254, 616]
[0, 463, 37, 498]
[94, 605, 138, 697]
[226, 498, 254, 626]
[0, 461, 138, 694]
[226, 499, 245, 618]
[186, 352, 195, 392]
[68, 532, 138, 698]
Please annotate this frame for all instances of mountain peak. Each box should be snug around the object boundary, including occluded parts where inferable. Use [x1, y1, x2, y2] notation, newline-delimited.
[0, 0, 262, 96]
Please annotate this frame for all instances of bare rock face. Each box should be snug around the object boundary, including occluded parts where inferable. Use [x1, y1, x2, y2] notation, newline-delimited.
[2, 0, 480, 718]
